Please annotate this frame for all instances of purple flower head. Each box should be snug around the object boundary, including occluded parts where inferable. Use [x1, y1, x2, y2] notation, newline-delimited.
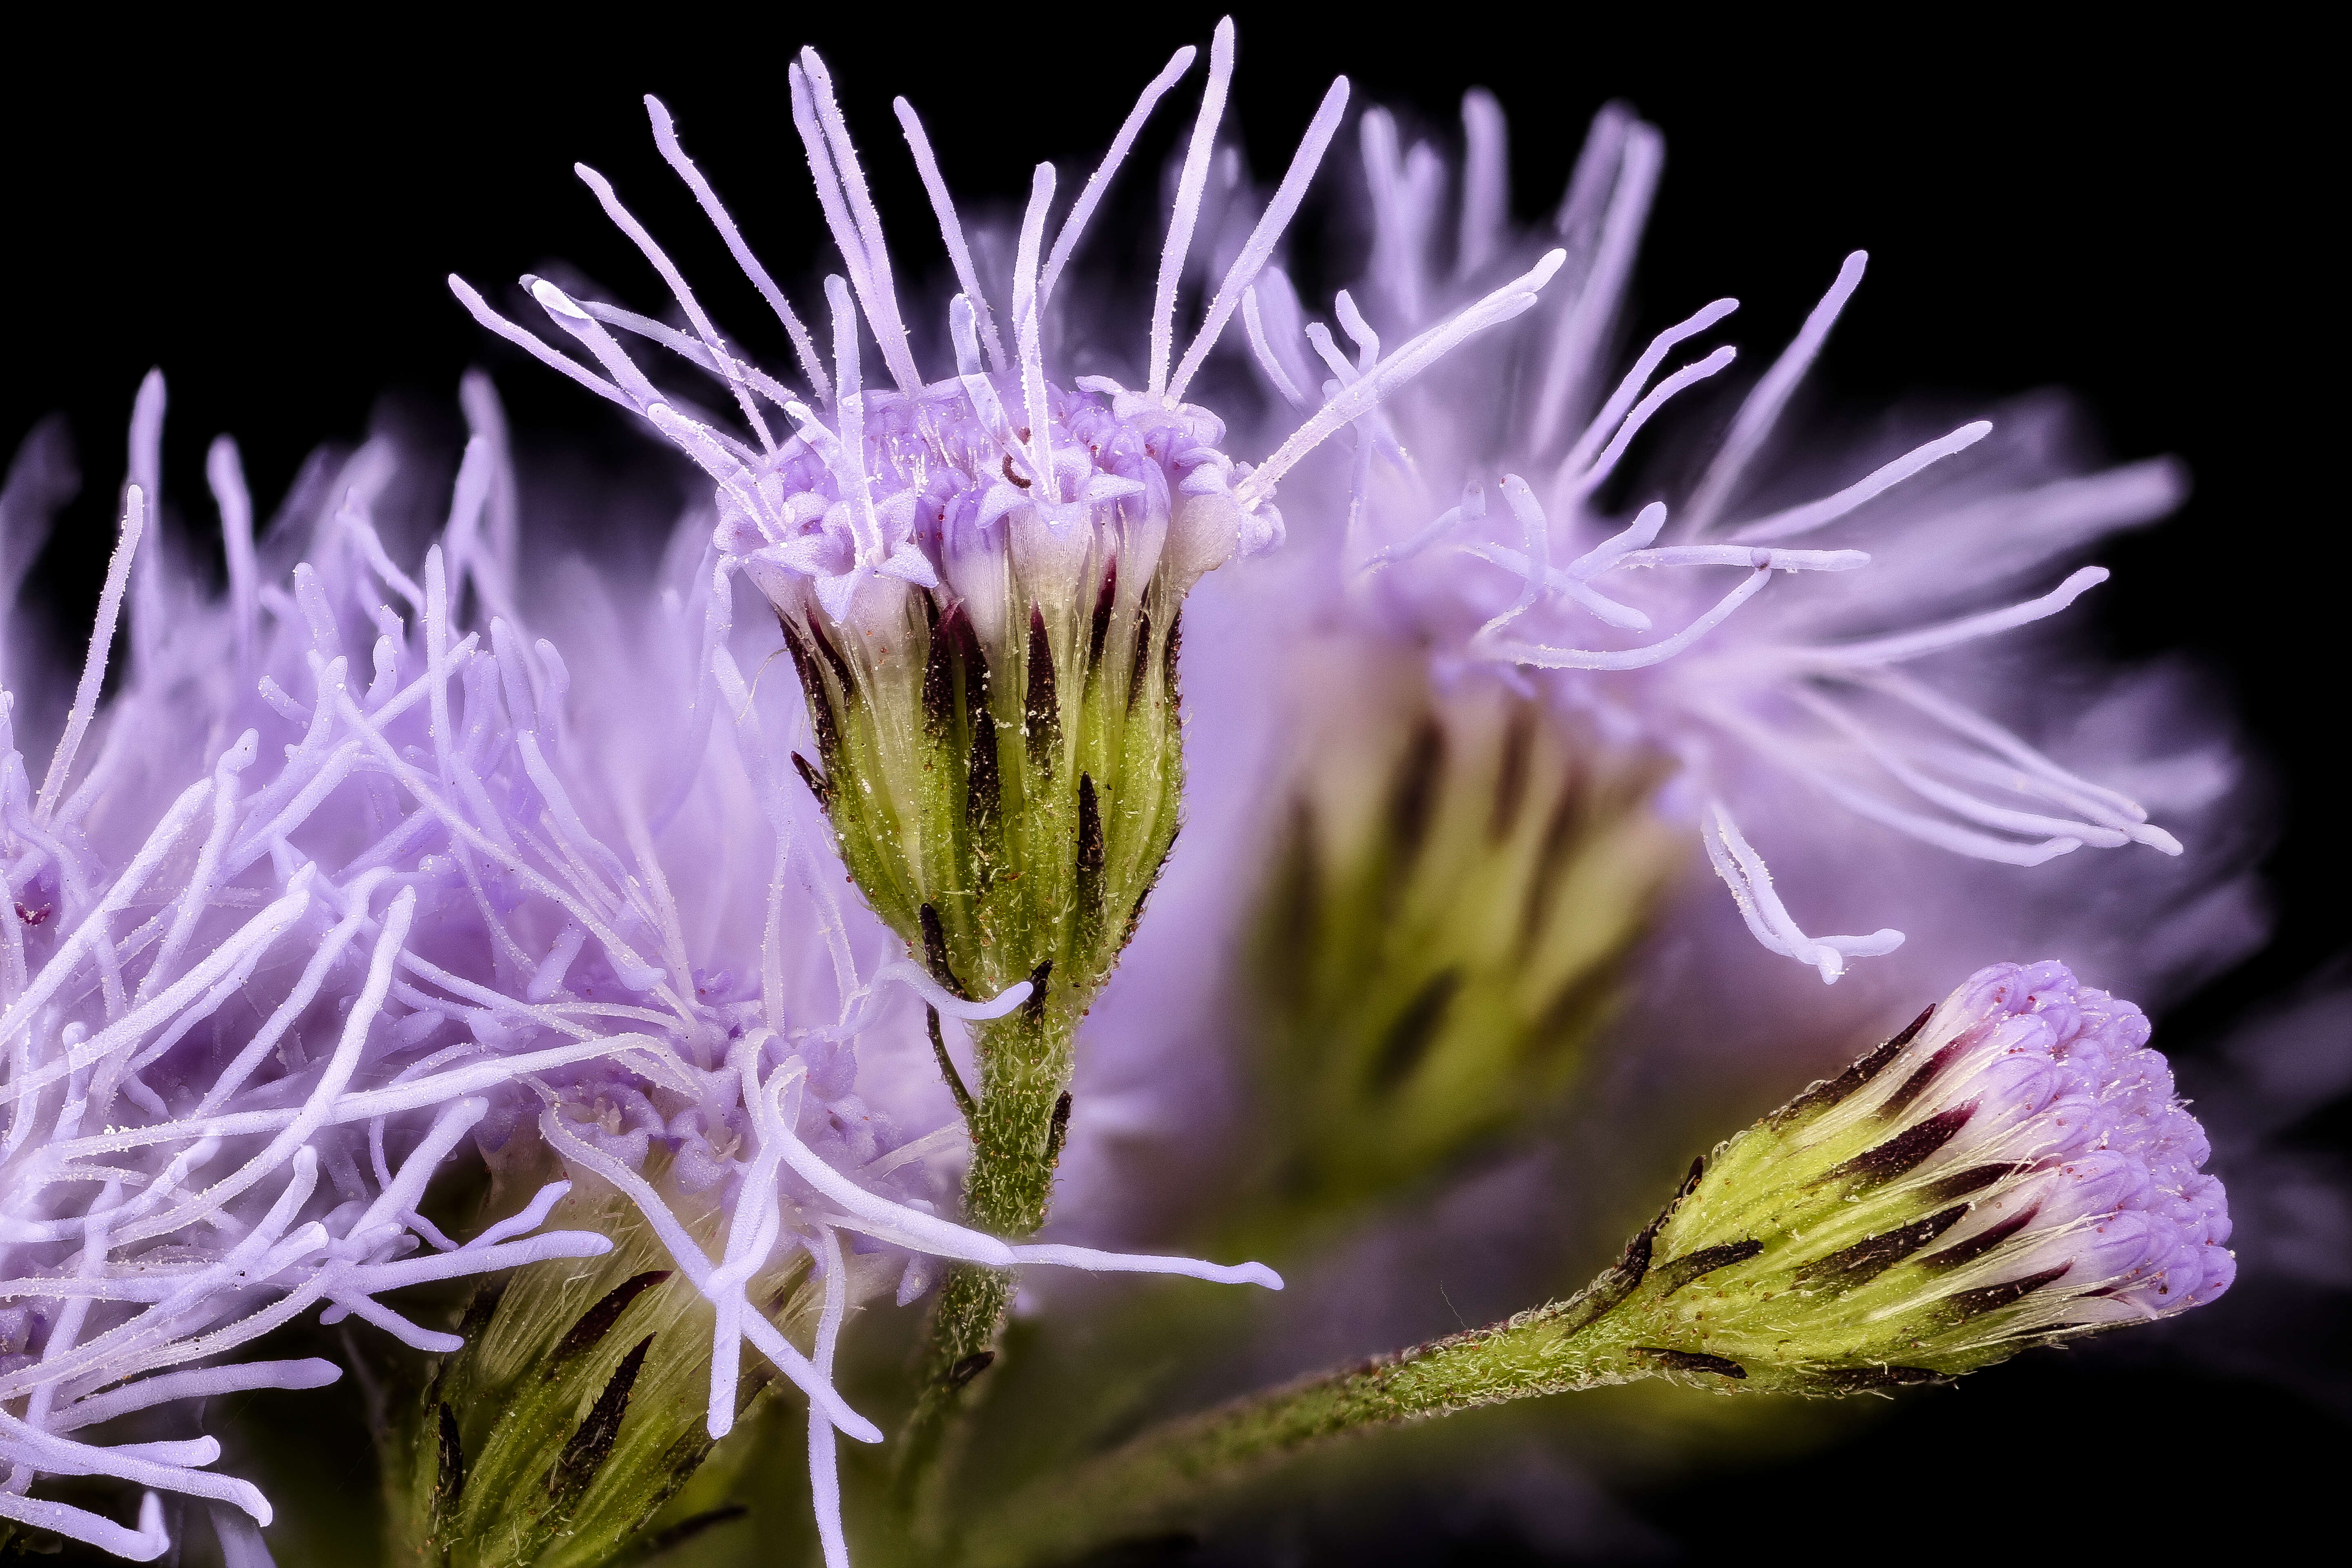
[1055, 87, 2248, 1263]
[0, 405, 614, 1557]
[1831, 959, 2237, 1325]
[451, 29, 1560, 666]
[1234, 97, 2208, 984]
[432, 31, 1581, 1445]
[1619, 959, 2234, 1386]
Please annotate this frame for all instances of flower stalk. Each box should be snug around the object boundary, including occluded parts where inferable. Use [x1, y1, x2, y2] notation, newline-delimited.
[961, 1276, 1639, 1568]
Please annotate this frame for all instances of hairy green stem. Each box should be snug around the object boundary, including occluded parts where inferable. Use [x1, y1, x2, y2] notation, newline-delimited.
[957, 1277, 1656, 1568]
[897, 998, 1077, 1512]
[961, 996, 1078, 1238]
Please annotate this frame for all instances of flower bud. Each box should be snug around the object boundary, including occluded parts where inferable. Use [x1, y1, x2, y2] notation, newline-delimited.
[1551, 961, 2233, 1391]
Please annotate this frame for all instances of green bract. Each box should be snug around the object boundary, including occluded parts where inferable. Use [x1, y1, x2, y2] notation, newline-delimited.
[389, 1158, 837, 1567]
[782, 572, 1182, 1241]
[1246, 650, 1680, 1230]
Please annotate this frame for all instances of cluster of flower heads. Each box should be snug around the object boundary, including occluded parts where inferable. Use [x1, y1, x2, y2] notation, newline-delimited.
[0, 18, 2247, 1567]
[0, 18, 1587, 1561]
[0, 353, 1280, 1560]
[1225, 96, 2195, 983]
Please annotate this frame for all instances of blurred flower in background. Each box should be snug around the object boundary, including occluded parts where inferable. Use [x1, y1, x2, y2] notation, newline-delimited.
[1063, 71, 2265, 1267]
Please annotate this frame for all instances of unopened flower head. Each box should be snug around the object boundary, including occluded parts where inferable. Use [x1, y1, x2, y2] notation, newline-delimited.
[1234, 96, 2198, 987]
[964, 956, 2243, 1565]
[1565, 960, 2233, 1389]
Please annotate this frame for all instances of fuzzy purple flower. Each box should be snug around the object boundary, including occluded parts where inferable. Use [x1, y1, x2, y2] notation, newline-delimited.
[0, 21, 2262, 1566]
[0, 405, 626, 1557]
[449, 29, 1554, 664]
[1227, 98, 2208, 985]
[437, 30, 1583, 1521]
[1047, 78, 2252, 1359]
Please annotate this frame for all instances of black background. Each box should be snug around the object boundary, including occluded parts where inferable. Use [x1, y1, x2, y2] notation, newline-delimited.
[2, 8, 2334, 1562]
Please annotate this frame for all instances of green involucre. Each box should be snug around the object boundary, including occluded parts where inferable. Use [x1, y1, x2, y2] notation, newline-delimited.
[777, 563, 1189, 1493]
[387, 1154, 851, 1568]
[1244, 653, 1682, 1229]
